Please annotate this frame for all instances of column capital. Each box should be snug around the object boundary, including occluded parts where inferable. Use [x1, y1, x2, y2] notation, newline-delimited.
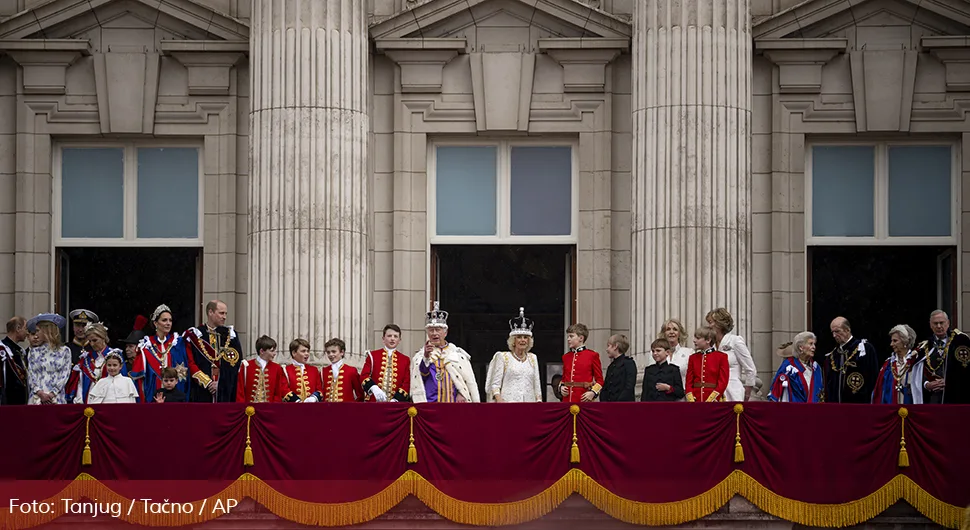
[538, 38, 627, 93]
[756, 38, 847, 94]
[921, 36, 970, 92]
[376, 38, 466, 94]
[160, 40, 247, 96]
[0, 39, 90, 95]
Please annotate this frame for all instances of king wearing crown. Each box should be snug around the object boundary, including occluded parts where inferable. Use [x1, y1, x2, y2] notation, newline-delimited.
[410, 302, 480, 403]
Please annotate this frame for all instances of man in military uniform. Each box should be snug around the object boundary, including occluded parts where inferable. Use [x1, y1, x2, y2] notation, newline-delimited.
[915, 310, 970, 404]
[1, 316, 29, 405]
[823, 316, 879, 403]
[183, 300, 243, 402]
[67, 309, 98, 364]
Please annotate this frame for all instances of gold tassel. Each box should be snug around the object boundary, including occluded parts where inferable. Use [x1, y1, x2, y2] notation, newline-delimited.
[407, 407, 418, 464]
[569, 405, 580, 464]
[897, 407, 909, 468]
[733, 404, 745, 463]
[244, 406, 255, 467]
[81, 407, 95, 466]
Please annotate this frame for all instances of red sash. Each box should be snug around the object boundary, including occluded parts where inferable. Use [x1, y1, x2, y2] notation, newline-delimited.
[140, 335, 175, 381]
[78, 349, 107, 383]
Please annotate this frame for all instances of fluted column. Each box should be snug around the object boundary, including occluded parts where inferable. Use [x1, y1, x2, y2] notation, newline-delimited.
[249, 0, 369, 364]
[630, 0, 752, 368]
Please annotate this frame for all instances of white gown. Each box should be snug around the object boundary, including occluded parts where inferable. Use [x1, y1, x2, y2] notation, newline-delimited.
[87, 374, 138, 404]
[485, 351, 542, 402]
[718, 333, 758, 402]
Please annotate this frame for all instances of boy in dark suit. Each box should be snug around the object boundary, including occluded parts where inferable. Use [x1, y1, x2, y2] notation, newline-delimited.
[641, 338, 685, 402]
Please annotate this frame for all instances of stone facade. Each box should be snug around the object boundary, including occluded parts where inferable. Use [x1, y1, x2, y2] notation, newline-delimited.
[0, 0, 967, 388]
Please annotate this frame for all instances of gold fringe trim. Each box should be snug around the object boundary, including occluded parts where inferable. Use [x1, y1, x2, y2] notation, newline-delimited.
[407, 406, 418, 464]
[733, 403, 744, 463]
[569, 404, 580, 464]
[0, 470, 963, 529]
[243, 406, 255, 467]
[898, 407, 909, 468]
[81, 407, 94, 466]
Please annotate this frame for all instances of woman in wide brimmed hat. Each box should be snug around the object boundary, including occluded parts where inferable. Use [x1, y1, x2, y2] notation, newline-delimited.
[485, 308, 542, 402]
[767, 332, 822, 403]
[25, 313, 72, 405]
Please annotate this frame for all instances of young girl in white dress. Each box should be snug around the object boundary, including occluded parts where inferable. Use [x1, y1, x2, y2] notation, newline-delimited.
[87, 351, 138, 404]
[485, 308, 543, 403]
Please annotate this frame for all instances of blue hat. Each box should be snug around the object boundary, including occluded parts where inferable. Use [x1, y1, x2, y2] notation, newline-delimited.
[27, 313, 67, 333]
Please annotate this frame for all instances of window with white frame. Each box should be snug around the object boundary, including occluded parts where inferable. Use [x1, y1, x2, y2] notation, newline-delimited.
[430, 141, 577, 242]
[807, 143, 957, 243]
[55, 144, 203, 246]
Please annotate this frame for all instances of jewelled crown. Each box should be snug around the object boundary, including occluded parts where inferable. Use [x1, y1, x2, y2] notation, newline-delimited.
[425, 301, 449, 329]
[509, 307, 534, 337]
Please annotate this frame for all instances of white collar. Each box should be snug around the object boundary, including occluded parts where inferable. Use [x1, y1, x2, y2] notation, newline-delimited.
[256, 357, 268, 369]
[384, 347, 395, 356]
[291, 359, 304, 368]
[331, 360, 344, 371]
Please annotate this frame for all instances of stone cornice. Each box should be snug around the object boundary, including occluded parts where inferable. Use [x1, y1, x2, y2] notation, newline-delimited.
[921, 36, 970, 92]
[539, 38, 627, 93]
[0, 39, 91, 95]
[756, 38, 847, 94]
[376, 38, 466, 94]
[161, 41, 245, 96]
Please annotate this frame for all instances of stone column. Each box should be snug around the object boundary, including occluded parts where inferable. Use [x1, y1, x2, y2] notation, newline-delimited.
[630, 0, 752, 369]
[249, 0, 369, 364]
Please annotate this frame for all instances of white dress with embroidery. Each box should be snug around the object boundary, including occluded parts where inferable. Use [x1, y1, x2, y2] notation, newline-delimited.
[485, 351, 542, 403]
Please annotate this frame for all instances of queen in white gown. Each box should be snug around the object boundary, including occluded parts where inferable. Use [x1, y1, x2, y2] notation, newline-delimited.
[485, 308, 542, 403]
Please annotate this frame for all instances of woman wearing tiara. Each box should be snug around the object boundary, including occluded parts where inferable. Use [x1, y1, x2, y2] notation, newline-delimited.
[69, 322, 128, 403]
[130, 304, 190, 402]
[485, 308, 543, 403]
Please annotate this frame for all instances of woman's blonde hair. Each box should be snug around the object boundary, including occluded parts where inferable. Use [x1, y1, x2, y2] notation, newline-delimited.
[705, 308, 735, 334]
[85, 322, 109, 344]
[506, 335, 534, 353]
[657, 318, 688, 346]
[36, 321, 62, 349]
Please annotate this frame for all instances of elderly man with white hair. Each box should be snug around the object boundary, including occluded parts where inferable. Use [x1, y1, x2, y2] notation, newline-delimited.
[768, 331, 822, 403]
[872, 324, 924, 405]
[410, 301, 480, 403]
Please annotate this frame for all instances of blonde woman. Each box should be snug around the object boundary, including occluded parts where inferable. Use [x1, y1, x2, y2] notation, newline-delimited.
[485, 308, 542, 402]
[25, 314, 72, 405]
[706, 308, 758, 402]
[658, 318, 693, 388]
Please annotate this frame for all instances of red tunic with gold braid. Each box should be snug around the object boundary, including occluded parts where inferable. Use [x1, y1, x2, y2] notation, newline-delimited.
[235, 359, 288, 403]
[560, 347, 604, 403]
[685, 348, 729, 403]
[360, 349, 411, 402]
[282, 363, 323, 402]
[322, 362, 365, 402]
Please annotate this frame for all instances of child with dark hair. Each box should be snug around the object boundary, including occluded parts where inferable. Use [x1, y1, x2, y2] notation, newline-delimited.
[321, 338, 364, 402]
[154, 367, 186, 403]
[235, 335, 288, 403]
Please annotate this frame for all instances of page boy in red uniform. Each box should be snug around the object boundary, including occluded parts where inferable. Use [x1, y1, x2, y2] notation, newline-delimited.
[685, 326, 729, 402]
[282, 338, 323, 403]
[321, 338, 364, 402]
[236, 335, 288, 403]
[558, 323, 604, 403]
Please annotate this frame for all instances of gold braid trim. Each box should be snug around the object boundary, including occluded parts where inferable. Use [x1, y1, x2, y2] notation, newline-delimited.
[0, 471, 962, 528]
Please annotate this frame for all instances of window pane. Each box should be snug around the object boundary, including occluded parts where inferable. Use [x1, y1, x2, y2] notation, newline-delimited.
[510, 146, 572, 236]
[811, 146, 874, 237]
[435, 146, 497, 236]
[61, 148, 124, 238]
[889, 146, 951, 237]
[137, 148, 199, 238]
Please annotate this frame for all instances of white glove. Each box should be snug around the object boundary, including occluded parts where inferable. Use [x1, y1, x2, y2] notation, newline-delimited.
[389, 398, 398, 402]
[370, 386, 388, 402]
[304, 395, 319, 403]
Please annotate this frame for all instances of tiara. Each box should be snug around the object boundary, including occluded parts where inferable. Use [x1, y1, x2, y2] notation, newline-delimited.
[509, 307, 534, 337]
[151, 304, 172, 322]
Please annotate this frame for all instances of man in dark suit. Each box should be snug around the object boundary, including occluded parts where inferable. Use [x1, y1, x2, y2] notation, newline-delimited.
[601, 334, 637, 402]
